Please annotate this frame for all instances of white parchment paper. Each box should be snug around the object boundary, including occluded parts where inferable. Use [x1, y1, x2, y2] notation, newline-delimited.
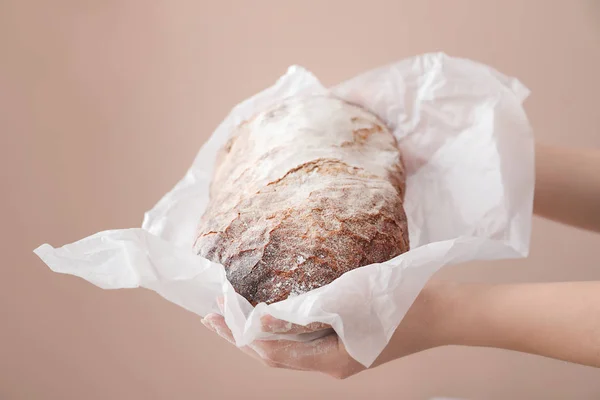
[34, 53, 534, 367]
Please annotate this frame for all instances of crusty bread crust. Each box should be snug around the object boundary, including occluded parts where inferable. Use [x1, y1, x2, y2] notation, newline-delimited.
[194, 95, 409, 305]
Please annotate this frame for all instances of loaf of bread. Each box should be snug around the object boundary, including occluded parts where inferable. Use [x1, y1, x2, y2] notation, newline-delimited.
[193, 95, 409, 305]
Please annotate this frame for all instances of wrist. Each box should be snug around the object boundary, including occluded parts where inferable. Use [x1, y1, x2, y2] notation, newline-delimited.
[422, 280, 464, 348]
[428, 281, 490, 348]
[371, 280, 482, 368]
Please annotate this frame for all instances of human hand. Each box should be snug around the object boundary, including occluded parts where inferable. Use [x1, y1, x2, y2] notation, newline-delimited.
[202, 313, 364, 379]
[203, 279, 600, 374]
[201, 280, 446, 379]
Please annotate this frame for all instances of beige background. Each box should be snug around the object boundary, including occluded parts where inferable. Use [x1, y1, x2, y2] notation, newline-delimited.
[2, 1, 600, 399]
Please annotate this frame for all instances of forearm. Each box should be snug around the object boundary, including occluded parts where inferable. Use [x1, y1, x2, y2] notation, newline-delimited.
[441, 282, 600, 367]
[534, 143, 600, 232]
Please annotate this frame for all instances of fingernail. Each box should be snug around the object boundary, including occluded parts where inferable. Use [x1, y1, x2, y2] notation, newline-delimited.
[217, 298, 224, 313]
[204, 315, 228, 338]
[212, 324, 227, 338]
[201, 318, 215, 332]
[213, 325, 235, 344]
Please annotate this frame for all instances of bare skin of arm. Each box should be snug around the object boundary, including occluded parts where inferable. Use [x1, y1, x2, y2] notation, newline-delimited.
[376, 281, 600, 370]
[534, 142, 600, 232]
[203, 143, 600, 378]
[447, 281, 600, 367]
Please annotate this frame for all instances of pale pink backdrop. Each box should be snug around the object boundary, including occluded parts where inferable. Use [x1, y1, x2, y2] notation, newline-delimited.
[2, 1, 600, 399]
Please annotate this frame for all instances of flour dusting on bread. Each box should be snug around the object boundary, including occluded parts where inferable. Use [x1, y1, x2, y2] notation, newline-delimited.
[194, 95, 409, 305]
